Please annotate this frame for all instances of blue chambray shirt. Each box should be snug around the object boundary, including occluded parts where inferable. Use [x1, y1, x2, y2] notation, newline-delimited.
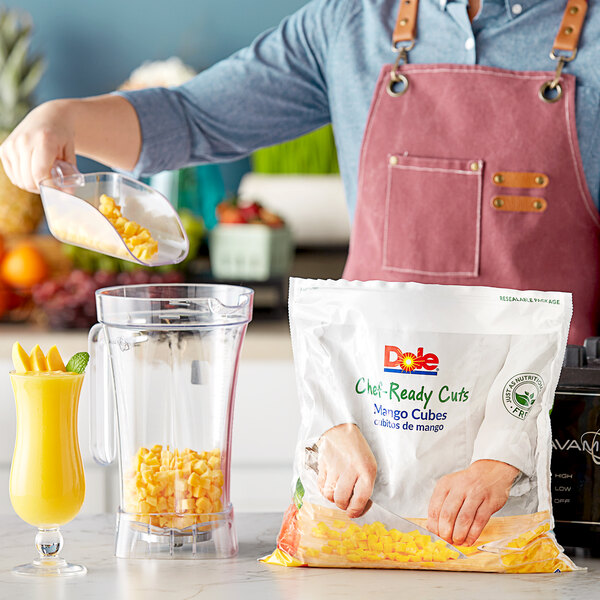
[118, 0, 600, 218]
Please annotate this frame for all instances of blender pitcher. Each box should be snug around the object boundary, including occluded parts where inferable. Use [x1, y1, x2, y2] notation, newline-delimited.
[89, 284, 253, 558]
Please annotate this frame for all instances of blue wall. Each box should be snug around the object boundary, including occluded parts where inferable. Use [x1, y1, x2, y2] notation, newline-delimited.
[8, 0, 307, 192]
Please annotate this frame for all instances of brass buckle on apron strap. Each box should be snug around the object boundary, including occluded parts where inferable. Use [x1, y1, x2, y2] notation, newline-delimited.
[539, 0, 588, 103]
[539, 56, 567, 104]
[387, 0, 418, 97]
[387, 44, 412, 97]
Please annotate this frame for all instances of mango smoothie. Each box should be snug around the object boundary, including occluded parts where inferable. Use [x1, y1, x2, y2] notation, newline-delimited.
[10, 343, 86, 529]
[10, 370, 85, 527]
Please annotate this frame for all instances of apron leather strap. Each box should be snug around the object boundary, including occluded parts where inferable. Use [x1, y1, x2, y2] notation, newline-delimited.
[393, 0, 419, 47]
[392, 0, 588, 58]
[552, 0, 588, 58]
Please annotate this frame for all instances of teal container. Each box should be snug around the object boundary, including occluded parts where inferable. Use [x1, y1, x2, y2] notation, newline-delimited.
[147, 165, 225, 229]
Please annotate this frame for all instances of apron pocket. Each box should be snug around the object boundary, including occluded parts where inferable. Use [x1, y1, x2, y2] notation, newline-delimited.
[383, 154, 483, 277]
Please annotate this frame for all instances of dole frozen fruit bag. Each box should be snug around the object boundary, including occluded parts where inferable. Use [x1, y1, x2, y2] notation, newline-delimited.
[264, 279, 580, 572]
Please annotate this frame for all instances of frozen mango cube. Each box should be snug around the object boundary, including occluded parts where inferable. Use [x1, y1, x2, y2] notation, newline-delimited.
[196, 497, 212, 513]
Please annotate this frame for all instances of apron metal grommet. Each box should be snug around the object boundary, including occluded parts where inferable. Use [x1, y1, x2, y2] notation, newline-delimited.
[387, 72, 409, 97]
[533, 200, 544, 210]
[538, 81, 563, 103]
[389, 155, 399, 165]
[492, 197, 504, 208]
[534, 176, 546, 185]
[470, 161, 480, 172]
[493, 174, 504, 184]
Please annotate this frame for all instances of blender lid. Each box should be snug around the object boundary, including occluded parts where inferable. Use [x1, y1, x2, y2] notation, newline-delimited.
[39, 161, 189, 267]
[558, 337, 600, 389]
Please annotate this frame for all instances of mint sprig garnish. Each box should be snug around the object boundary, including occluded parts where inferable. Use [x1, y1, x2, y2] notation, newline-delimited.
[66, 352, 90, 374]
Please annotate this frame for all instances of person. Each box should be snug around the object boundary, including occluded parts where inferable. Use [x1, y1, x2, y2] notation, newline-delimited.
[1, 0, 597, 546]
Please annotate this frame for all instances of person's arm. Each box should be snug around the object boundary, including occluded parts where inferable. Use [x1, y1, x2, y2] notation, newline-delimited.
[1, 0, 348, 192]
[0, 95, 141, 191]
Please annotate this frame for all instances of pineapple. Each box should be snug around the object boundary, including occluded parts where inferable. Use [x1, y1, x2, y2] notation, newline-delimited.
[0, 8, 45, 234]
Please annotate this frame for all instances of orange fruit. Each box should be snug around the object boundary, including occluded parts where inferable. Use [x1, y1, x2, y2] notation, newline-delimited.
[1, 243, 49, 289]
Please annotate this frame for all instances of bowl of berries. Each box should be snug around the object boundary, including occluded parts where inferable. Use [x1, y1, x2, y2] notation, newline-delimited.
[209, 199, 293, 281]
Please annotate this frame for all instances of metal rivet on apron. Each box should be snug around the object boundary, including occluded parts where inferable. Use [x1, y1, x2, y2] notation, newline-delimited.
[492, 197, 504, 208]
[564, 26, 574, 35]
[569, 6, 579, 15]
[533, 200, 544, 210]
[538, 81, 563, 103]
[493, 174, 504, 184]
[399, 18, 408, 26]
[389, 155, 399, 165]
[534, 176, 545, 185]
[470, 162, 480, 172]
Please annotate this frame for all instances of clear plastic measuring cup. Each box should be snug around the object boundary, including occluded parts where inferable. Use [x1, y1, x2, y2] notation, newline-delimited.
[89, 283, 253, 558]
[39, 162, 189, 266]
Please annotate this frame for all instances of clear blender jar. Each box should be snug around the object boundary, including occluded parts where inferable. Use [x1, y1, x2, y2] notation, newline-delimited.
[89, 284, 253, 558]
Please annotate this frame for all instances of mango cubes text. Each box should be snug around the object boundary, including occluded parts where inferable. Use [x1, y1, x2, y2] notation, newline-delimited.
[308, 520, 460, 564]
[99, 194, 158, 261]
[124, 445, 224, 529]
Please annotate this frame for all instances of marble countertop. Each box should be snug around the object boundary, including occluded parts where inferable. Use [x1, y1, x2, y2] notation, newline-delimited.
[0, 513, 599, 599]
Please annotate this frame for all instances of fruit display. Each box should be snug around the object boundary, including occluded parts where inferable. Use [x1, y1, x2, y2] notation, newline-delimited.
[0, 237, 52, 321]
[1, 242, 48, 289]
[216, 198, 284, 227]
[32, 268, 184, 330]
[0, 9, 45, 235]
[211, 199, 292, 281]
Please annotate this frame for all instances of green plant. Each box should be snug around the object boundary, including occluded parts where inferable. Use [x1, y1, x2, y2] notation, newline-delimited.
[251, 125, 339, 175]
[0, 8, 44, 133]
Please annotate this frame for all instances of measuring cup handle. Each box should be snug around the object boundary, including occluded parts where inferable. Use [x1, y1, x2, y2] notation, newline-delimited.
[88, 323, 116, 466]
[50, 160, 85, 188]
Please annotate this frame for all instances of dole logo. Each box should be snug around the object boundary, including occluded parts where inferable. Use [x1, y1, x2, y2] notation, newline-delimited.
[384, 346, 439, 376]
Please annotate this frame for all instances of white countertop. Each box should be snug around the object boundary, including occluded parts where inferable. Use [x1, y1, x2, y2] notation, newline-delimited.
[0, 513, 598, 599]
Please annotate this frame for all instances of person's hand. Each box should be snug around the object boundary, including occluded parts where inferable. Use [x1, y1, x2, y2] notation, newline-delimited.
[427, 459, 520, 546]
[0, 100, 76, 193]
[317, 423, 377, 518]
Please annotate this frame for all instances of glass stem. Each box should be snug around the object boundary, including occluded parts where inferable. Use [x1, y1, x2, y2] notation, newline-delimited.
[35, 528, 63, 561]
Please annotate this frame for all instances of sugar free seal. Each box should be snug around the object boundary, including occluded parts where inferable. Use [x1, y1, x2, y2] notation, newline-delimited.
[503, 373, 544, 420]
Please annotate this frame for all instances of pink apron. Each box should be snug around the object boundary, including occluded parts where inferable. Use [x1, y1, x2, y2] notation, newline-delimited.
[343, 0, 597, 344]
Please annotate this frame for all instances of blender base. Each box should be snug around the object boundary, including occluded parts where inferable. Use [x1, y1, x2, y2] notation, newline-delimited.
[115, 504, 238, 559]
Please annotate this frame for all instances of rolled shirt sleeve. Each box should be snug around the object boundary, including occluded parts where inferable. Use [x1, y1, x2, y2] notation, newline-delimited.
[116, 0, 349, 178]
[471, 334, 561, 484]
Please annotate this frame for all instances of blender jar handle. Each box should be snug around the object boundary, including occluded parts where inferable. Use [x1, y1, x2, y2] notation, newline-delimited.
[88, 323, 116, 466]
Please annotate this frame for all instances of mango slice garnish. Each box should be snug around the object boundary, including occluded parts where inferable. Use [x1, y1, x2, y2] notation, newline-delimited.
[12, 342, 31, 373]
[12, 343, 67, 373]
[29, 345, 48, 371]
[46, 345, 66, 371]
